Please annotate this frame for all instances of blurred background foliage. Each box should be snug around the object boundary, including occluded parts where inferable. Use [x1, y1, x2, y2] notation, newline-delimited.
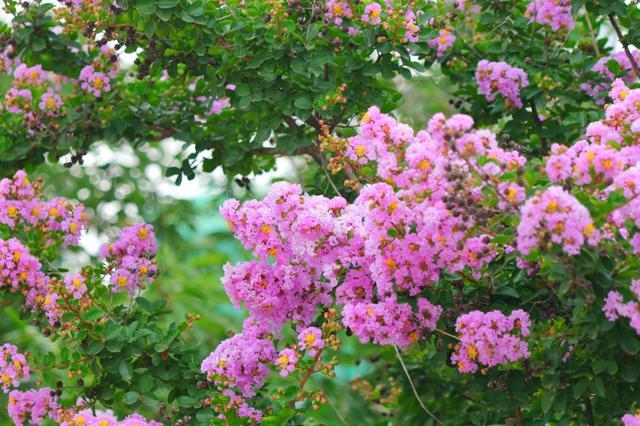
[0, 73, 451, 424]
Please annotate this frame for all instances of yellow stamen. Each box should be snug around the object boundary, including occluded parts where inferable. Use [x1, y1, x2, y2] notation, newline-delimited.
[305, 333, 316, 345]
[7, 205, 18, 218]
[584, 223, 596, 237]
[117, 276, 128, 287]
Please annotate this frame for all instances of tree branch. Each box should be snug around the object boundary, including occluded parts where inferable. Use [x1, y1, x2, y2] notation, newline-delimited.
[608, 14, 640, 80]
[393, 345, 444, 425]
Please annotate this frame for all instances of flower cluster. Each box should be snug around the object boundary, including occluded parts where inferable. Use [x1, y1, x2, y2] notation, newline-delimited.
[276, 348, 298, 377]
[100, 224, 157, 296]
[322, 0, 424, 44]
[200, 319, 276, 398]
[78, 65, 111, 98]
[0, 171, 87, 247]
[623, 412, 640, 426]
[7, 387, 58, 426]
[297, 326, 324, 356]
[64, 273, 87, 300]
[0, 50, 67, 127]
[0, 43, 119, 132]
[546, 141, 625, 185]
[603, 280, 640, 334]
[475, 60, 529, 108]
[342, 298, 442, 347]
[0, 344, 29, 393]
[60, 410, 162, 426]
[517, 186, 599, 255]
[581, 51, 640, 103]
[0, 238, 61, 324]
[525, 0, 574, 31]
[451, 310, 531, 373]
[202, 105, 540, 417]
[428, 29, 456, 58]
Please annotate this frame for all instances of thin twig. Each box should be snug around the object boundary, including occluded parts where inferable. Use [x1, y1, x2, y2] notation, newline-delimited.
[608, 14, 640, 80]
[584, 397, 596, 426]
[434, 327, 460, 341]
[288, 348, 325, 409]
[514, 406, 524, 426]
[323, 166, 343, 197]
[584, 8, 600, 56]
[393, 345, 444, 425]
[325, 394, 348, 425]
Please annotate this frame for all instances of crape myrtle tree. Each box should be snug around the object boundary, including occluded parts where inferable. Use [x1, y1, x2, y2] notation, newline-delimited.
[1, 0, 640, 424]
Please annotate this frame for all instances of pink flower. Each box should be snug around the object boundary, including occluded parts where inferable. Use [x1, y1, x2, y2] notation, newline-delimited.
[79, 65, 111, 97]
[603, 281, 640, 334]
[297, 326, 324, 356]
[206, 97, 230, 115]
[38, 91, 62, 111]
[7, 388, 58, 426]
[100, 224, 157, 296]
[362, 2, 383, 25]
[201, 319, 275, 397]
[475, 60, 528, 108]
[525, 0, 574, 31]
[3, 88, 32, 114]
[0, 238, 61, 324]
[428, 29, 456, 57]
[451, 310, 531, 373]
[276, 348, 298, 377]
[517, 186, 599, 255]
[64, 273, 87, 300]
[325, 0, 353, 25]
[0, 344, 29, 393]
[622, 412, 640, 426]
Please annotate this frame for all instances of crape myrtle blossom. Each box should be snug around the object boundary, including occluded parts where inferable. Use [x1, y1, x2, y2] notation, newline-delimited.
[325, 0, 353, 25]
[0, 344, 29, 393]
[7, 387, 59, 426]
[603, 280, 640, 335]
[0, 238, 61, 324]
[623, 412, 640, 426]
[100, 224, 158, 296]
[200, 318, 276, 398]
[64, 273, 87, 300]
[581, 51, 640, 103]
[516, 186, 599, 256]
[428, 29, 456, 57]
[297, 327, 324, 356]
[60, 409, 162, 426]
[321, 1, 424, 43]
[39, 91, 63, 112]
[203, 105, 538, 419]
[79, 65, 111, 97]
[362, 2, 383, 25]
[475, 60, 529, 108]
[525, 0, 574, 31]
[545, 141, 626, 185]
[451, 309, 531, 373]
[276, 348, 298, 377]
[0, 171, 88, 246]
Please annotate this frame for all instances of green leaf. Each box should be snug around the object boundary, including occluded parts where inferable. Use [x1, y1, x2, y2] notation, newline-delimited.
[177, 396, 195, 407]
[572, 379, 589, 398]
[118, 359, 132, 380]
[621, 337, 638, 355]
[136, 0, 157, 15]
[123, 391, 139, 405]
[157, 0, 178, 8]
[294, 95, 312, 110]
[136, 296, 155, 313]
[85, 341, 104, 356]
